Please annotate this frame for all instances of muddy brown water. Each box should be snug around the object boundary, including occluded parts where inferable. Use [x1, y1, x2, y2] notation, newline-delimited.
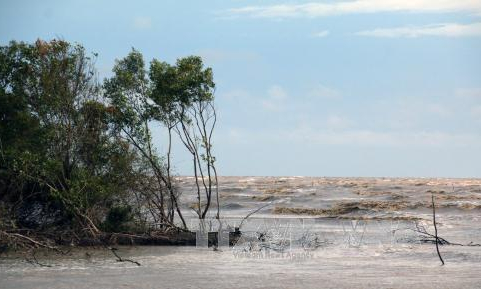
[1, 177, 481, 288]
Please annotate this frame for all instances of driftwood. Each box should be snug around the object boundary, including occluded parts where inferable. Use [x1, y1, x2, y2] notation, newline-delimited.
[108, 247, 141, 266]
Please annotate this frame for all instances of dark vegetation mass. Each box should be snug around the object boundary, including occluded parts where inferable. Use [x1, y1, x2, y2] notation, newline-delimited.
[0, 39, 219, 250]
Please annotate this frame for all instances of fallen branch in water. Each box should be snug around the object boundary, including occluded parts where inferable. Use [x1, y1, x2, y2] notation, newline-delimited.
[108, 247, 141, 266]
[414, 227, 451, 245]
[1, 229, 143, 266]
[412, 219, 481, 247]
[409, 193, 481, 265]
[25, 250, 51, 267]
[0, 230, 66, 254]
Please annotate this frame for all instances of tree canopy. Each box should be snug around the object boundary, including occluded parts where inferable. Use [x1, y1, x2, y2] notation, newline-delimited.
[0, 39, 219, 244]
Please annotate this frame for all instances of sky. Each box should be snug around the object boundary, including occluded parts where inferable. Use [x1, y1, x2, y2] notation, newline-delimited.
[1, 0, 481, 178]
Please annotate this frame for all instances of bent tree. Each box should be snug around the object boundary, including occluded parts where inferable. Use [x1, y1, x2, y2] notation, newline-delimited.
[150, 56, 219, 220]
[104, 50, 186, 229]
[105, 50, 220, 226]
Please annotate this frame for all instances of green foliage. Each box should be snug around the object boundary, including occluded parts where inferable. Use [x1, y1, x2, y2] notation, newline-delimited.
[104, 49, 151, 139]
[0, 40, 140, 232]
[0, 39, 218, 234]
[149, 56, 215, 123]
[102, 205, 133, 233]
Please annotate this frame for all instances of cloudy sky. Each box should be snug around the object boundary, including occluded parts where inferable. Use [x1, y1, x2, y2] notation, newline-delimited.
[1, 0, 481, 177]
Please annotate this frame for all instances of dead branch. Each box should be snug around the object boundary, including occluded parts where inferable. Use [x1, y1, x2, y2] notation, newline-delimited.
[239, 202, 273, 230]
[25, 251, 52, 267]
[431, 193, 444, 265]
[412, 222, 481, 247]
[413, 223, 452, 245]
[108, 247, 141, 266]
[0, 230, 66, 254]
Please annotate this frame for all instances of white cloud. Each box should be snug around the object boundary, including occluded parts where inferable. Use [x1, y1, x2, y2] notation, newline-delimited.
[372, 98, 457, 130]
[222, 127, 481, 148]
[471, 106, 481, 118]
[222, 89, 251, 101]
[261, 85, 288, 111]
[357, 22, 481, 37]
[325, 115, 353, 130]
[133, 17, 152, 29]
[304, 130, 481, 147]
[427, 104, 451, 117]
[308, 84, 341, 100]
[268, 85, 288, 100]
[287, 128, 481, 147]
[455, 88, 481, 100]
[225, 1, 481, 18]
[312, 30, 330, 38]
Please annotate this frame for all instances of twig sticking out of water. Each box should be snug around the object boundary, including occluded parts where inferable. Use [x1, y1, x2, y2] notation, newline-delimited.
[432, 193, 444, 266]
[239, 202, 273, 230]
[108, 247, 141, 266]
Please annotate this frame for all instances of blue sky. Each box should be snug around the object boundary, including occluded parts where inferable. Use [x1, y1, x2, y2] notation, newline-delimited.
[1, 0, 481, 177]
